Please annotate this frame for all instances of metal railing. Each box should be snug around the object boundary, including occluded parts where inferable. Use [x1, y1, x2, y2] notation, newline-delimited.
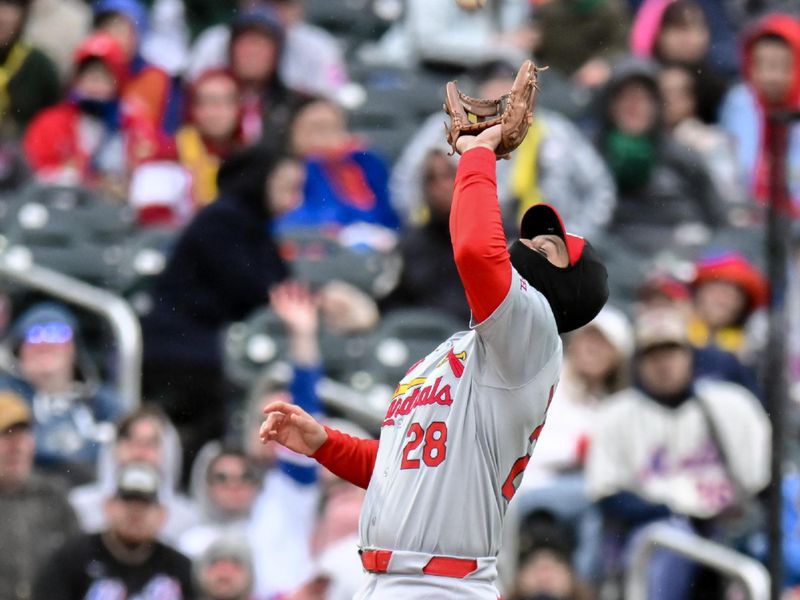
[0, 248, 142, 411]
[626, 523, 770, 600]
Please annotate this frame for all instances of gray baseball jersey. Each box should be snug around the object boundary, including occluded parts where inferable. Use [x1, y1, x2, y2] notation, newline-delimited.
[360, 268, 562, 558]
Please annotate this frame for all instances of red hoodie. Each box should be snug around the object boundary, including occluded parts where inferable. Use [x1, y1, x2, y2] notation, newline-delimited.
[741, 14, 800, 209]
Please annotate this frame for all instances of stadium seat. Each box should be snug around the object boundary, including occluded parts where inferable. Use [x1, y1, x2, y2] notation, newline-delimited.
[223, 308, 289, 388]
[1, 185, 135, 288]
[115, 227, 179, 316]
[343, 308, 464, 391]
[280, 228, 403, 299]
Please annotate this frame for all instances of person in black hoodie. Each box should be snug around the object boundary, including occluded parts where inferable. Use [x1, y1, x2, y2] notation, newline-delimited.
[141, 144, 304, 480]
[596, 57, 726, 258]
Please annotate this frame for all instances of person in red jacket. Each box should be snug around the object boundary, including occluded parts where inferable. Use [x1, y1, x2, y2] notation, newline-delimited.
[259, 125, 608, 599]
[23, 33, 162, 198]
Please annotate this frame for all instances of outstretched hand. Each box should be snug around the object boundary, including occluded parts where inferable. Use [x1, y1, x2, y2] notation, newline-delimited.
[260, 400, 328, 457]
[455, 124, 503, 156]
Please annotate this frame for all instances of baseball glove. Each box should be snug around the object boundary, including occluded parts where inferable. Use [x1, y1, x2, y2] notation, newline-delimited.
[444, 59, 543, 158]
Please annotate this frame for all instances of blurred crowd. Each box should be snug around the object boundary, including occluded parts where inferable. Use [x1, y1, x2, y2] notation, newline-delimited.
[0, 0, 799, 599]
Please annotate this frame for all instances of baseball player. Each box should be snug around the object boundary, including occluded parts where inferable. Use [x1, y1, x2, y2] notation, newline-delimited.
[260, 125, 608, 598]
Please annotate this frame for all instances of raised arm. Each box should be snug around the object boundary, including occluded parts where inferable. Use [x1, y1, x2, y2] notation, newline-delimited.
[450, 127, 512, 323]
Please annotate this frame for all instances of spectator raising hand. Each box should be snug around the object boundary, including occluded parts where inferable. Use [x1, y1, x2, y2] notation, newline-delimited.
[270, 281, 320, 367]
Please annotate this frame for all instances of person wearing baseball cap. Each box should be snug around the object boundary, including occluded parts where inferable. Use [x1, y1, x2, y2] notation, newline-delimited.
[260, 124, 608, 598]
[586, 307, 770, 600]
[0, 389, 81, 600]
[33, 462, 195, 600]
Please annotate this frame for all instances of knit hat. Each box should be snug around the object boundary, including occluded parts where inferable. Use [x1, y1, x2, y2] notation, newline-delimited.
[10, 301, 79, 349]
[692, 251, 768, 310]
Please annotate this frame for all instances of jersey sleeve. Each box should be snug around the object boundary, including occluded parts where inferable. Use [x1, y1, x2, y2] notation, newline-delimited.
[472, 268, 561, 388]
[311, 426, 379, 490]
[450, 146, 512, 324]
[451, 147, 560, 388]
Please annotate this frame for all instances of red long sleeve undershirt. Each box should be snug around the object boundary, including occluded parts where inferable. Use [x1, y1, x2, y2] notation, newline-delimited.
[311, 426, 379, 489]
[309, 148, 510, 489]
[450, 146, 512, 323]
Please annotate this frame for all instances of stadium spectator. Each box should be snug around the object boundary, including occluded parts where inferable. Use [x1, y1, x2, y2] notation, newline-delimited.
[719, 13, 800, 214]
[0, 302, 121, 482]
[688, 251, 768, 362]
[0, 390, 80, 600]
[0, 0, 59, 137]
[188, 0, 349, 100]
[630, 0, 728, 122]
[659, 63, 748, 211]
[179, 445, 261, 557]
[530, 0, 628, 89]
[226, 7, 291, 144]
[391, 61, 615, 238]
[182, 281, 323, 596]
[175, 68, 243, 208]
[596, 57, 725, 256]
[23, 0, 91, 81]
[23, 33, 162, 198]
[380, 149, 471, 323]
[360, 0, 534, 71]
[273, 95, 400, 236]
[587, 308, 771, 599]
[69, 405, 201, 544]
[141, 145, 299, 473]
[196, 536, 255, 600]
[517, 306, 632, 582]
[92, 0, 183, 134]
[33, 463, 195, 600]
[509, 536, 591, 600]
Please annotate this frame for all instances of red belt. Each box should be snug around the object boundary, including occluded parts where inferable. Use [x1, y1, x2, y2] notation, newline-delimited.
[359, 549, 479, 578]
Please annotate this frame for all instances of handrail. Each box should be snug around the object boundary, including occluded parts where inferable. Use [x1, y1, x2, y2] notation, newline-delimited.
[626, 523, 770, 600]
[0, 248, 142, 411]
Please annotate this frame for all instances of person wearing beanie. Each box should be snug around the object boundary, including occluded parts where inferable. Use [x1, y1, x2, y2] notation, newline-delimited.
[596, 57, 725, 257]
[688, 250, 768, 360]
[92, 0, 183, 135]
[196, 536, 254, 600]
[227, 7, 290, 145]
[22, 32, 164, 197]
[0, 302, 121, 482]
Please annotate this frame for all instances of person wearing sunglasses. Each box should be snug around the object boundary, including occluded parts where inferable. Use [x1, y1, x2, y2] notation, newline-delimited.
[178, 446, 261, 560]
[0, 301, 122, 484]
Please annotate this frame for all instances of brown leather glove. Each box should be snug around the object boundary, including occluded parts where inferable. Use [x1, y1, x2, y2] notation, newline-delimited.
[444, 59, 543, 158]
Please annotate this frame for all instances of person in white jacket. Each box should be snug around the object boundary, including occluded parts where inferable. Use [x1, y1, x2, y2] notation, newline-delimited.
[586, 307, 771, 600]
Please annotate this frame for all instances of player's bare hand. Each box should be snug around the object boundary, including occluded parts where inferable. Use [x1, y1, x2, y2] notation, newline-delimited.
[260, 400, 327, 456]
[455, 124, 503, 155]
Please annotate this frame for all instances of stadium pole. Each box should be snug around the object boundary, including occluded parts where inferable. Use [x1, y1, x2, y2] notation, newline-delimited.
[765, 110, 794, 600]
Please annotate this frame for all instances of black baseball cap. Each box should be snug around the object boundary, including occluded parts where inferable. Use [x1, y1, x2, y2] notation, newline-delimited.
[520, 204, 586, 266]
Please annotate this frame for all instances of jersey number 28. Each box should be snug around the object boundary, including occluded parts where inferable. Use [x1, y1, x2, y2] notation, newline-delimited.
[400, 422, 447, 469]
